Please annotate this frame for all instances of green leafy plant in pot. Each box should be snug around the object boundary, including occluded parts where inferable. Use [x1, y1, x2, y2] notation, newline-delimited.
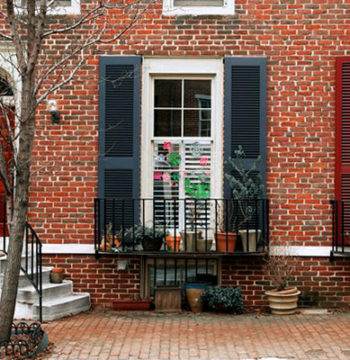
[224, 145, 265, 252]
[119, 224, 168, 251]
[182, 172, 212, 252]
[263, 249, 301, 315]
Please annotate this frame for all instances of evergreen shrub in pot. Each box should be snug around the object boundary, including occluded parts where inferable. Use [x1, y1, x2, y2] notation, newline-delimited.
[201, 286, 244, 313]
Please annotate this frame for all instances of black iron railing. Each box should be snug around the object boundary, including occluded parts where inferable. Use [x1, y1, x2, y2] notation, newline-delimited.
[1, 200, 43, 322]
[330, 200, 350, 259]
[94, 198, 269, 256]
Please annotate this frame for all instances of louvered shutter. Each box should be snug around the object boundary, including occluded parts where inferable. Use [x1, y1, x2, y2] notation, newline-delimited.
[335, 57, 350, 244]
[98, 56, 141, 228]
[224, 57, 267, 196]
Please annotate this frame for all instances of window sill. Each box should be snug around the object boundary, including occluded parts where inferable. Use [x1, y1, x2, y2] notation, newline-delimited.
[162, 6, 234, 16]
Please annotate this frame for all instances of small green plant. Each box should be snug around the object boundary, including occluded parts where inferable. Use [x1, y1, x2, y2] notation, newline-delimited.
[201, 286, 244, 313]
[184, 172, 210, 231]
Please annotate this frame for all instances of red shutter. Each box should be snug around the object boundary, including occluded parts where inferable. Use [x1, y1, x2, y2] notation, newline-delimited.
[0, 106, 14, 236]
[335, 57, 350, 244]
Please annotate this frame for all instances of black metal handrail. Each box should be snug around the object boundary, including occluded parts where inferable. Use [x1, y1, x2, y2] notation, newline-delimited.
[330, 200, 350, 258]
[1, 200, 43, 322]
[94, 198, 269, 257]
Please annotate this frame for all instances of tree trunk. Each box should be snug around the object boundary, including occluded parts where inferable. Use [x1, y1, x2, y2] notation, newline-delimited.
[0, 74, 36, 342]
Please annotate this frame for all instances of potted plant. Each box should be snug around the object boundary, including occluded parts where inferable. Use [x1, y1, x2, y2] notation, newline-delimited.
[263, 249, 301, 315]
[201, 286, 244, 313]
[184, 282, 208, 313]
[225, 145, 265, 252]
[50, 267, 65, 283]
[122, 224, 168, 251]
[181, 173, 212, 252]
[215, 202, 238, 252]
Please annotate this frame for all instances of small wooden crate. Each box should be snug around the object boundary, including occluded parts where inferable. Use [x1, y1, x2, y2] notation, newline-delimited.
[154, 286, 182, 312]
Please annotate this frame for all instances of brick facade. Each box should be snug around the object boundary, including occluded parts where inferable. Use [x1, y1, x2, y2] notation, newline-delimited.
[9, 0, 350, 309]
[43, 254, 350, 310]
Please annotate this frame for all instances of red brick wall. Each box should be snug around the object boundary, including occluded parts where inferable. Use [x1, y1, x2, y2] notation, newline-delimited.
[5, 0, 348, 310]
[222, 257, 350, 309]
[44, 254, 350, 310]
[43, 255, 141, 308]
[25, 0, 349, 246]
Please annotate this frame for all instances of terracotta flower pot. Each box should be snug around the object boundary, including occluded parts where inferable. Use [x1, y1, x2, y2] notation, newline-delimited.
[50, 267, 64, 283]
[216, 232, 237, 252]
[166, 236, 181, 252]
[265, 287, 301, 315]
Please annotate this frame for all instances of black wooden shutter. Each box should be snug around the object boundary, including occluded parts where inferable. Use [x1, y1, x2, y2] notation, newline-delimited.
[98, 56, 141, 228]
[224, 57, 267, 197]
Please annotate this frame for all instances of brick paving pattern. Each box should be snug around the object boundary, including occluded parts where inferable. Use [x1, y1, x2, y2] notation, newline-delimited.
[43, 310, 350, 360]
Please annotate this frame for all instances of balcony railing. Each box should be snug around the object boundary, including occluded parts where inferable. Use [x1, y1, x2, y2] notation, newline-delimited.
[94, 198, 269, 257]
[331, 200, 350, 258]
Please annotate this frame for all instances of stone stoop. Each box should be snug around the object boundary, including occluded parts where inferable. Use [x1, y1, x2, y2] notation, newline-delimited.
[0, 254, 91, 321]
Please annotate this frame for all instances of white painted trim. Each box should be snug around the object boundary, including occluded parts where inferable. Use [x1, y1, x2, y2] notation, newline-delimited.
[162, 0, 234, 16]
[15, 0, 80, 15]
[48, 0, 81, 15]
[42, 244, 95, 254]
[270, 246, 333, 257]
[0, 43, 21, 111]
[141, 58, 224, 214]
[1, 237, 335, 256]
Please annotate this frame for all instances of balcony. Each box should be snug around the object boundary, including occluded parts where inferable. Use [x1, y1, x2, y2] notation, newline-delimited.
[330, 200, 350, 259]
[94, 198, 269, 258]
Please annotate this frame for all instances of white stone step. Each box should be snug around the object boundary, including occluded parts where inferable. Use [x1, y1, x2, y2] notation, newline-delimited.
[17, 280, 73, 304]
[0, 253, 39, 274]
[0, 266, 52, 287]
[15, 292, 91, 321]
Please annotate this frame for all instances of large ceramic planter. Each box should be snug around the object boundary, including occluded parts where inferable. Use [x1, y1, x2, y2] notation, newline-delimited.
[113, 298, 152, 311]
[216, 232, 237, 252]
[265, 287, 301, 315]
[239, 229, 261, 252]
[185, 283, 207, 313]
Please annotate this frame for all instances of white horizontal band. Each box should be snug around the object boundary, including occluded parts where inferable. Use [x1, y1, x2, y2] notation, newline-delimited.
[0, 238, 336, 256]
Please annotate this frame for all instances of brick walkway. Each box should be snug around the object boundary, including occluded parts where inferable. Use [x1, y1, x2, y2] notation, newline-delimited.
[43, 310, 350, 360]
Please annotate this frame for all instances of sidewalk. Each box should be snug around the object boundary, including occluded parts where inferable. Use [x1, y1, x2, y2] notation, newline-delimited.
[43, 309, 350, 360]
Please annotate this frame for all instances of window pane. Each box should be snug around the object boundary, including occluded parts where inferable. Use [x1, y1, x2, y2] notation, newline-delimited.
[184, 110, 211, 137]
[154, 110, 181, 137]
[155, 80, 181, 107]
[184, 80, 211, 108]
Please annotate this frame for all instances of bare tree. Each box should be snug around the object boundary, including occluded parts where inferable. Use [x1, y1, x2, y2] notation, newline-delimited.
[0, 0, 151, 342]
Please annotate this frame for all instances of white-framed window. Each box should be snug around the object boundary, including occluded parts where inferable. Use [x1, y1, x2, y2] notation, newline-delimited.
[18, 0, 80, 15]
[162, 0, 234, 16]
[141, 58, 224, 231]
[143, 257, 219, 297]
